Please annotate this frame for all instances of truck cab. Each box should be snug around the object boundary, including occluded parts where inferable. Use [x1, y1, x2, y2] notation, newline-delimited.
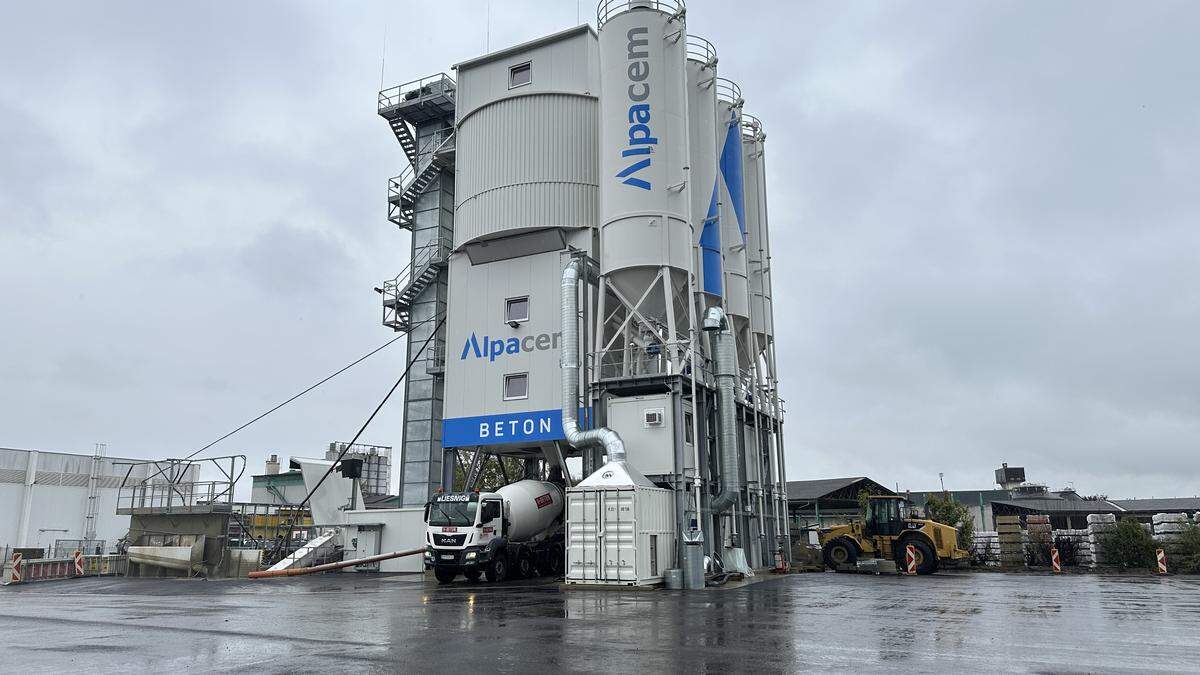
[423, 480, 565, 585]
[424, 491, 506, 583]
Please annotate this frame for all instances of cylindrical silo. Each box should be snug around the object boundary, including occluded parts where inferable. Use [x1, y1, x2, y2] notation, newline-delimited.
[686, 35, 722, 306]
[741, 114, 773, 353]
[454, 92, 598, 247]
[715, 78, 750, 358]
[597, 0, 692, 331]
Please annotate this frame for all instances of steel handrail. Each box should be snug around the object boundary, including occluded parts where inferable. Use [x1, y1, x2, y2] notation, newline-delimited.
[597, 0, 684, 28]
[382, 237, 453, 298]
[378, 73, 457, 111]
[686, 34, 717, 65]
[715, 77, 742, 106]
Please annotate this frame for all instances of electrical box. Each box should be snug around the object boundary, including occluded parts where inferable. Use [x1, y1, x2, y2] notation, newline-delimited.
[605, 394, 693, 476]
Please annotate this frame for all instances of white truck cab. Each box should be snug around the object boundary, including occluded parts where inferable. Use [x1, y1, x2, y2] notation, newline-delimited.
[423, 480, 564, 584]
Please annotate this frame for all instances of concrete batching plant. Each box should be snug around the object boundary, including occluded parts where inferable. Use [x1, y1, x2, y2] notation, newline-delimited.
[376, 0, 788, 585]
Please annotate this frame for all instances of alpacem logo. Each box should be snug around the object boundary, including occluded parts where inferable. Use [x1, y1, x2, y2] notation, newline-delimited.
[616, 25, 656, 191]
[459, 331, 561, 362]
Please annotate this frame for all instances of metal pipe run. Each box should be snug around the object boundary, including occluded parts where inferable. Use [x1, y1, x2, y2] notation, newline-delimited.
[247, 548, 424, 579]
[704, 306, 741, 515]
[561, 257, 627, 463]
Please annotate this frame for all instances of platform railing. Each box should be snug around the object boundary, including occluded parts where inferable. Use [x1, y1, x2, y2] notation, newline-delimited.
[378, 73, 456, 111]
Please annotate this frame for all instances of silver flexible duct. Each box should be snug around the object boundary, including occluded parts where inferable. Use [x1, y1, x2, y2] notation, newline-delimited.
[561, 258, 626, 463]
[705, 306, 740, 513]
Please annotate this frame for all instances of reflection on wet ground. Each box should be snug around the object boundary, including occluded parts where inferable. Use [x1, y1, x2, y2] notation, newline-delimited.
[1, 571, 1196, 673]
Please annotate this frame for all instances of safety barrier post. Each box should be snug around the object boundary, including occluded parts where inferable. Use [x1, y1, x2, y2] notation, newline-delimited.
[1051, 548, 1061, 573]
[905, 544, 917, 575]
[73, 550, 84, 577]
[1157, 549, 1167, 575]
[5, 552, 21, 585]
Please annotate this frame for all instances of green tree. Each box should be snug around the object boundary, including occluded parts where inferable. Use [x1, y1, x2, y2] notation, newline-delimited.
[452, 452, 531, 492]
[1169, 522, 1200, 574]
[1101, 518, 1158, 570]
[924, 492, 975, 549]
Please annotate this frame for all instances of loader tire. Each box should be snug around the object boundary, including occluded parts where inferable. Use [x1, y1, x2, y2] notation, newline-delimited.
[823, 538, 858, 570]
[897, 538, 939, 575]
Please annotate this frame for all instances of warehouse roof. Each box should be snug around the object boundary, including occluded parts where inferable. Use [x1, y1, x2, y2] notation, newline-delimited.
[991, 498, 1123, 513]
[787, 477, 894, 501]
[1111, 498, 1200, 512]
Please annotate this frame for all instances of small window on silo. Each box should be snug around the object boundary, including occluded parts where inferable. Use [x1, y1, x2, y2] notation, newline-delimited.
[503, 373, 529, 400]
[505, 296, 529, 324]
[509, 62, 532, 88]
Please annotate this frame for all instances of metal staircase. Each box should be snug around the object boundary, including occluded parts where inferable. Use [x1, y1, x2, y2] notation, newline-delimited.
[378, 73, 457, 230]
[386, 129, 456, 229]
[380, 238, 451, 333]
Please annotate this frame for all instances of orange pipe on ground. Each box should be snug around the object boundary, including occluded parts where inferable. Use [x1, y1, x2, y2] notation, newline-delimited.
[248, 547, 424, 578]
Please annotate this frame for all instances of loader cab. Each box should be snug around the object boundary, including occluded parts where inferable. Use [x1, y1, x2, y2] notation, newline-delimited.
[865, 496, 904, 537]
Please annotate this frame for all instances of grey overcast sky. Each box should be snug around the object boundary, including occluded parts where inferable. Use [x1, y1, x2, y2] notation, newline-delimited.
[1, 1, 1197, 499]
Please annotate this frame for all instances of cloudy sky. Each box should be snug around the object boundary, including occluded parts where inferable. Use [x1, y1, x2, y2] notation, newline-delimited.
[2, 1, 1197, 499]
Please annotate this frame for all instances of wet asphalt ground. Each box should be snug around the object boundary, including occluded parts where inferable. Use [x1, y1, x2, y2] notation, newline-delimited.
[1, 571, 1197, 673]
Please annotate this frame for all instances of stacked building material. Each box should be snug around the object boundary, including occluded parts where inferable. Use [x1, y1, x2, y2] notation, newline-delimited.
[1087, 513, 1117, 567]
[1053, 528, 1093, 566]
[972, 531, 1001, 567]
[1153, 513, 1191, 555]
[996, 515, 1024, 568]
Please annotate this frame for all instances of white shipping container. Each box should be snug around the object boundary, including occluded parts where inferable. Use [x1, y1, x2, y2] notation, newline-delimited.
[565, 462, 675, 586]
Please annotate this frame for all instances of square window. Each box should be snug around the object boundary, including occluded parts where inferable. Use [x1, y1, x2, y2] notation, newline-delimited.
[509, 62, 532, 89]
[503, 373, 529, 400]
[505, 296, 529, 323]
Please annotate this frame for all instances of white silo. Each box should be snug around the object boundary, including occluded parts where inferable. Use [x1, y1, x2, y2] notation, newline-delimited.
[686, 35, 722, 306]
[596, 0, 693, 368]
[741, 113, 773, 353]
[715, 78, 751, 365]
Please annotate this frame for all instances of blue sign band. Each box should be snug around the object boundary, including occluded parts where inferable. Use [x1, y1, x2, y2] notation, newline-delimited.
[442, 408, 593, 448]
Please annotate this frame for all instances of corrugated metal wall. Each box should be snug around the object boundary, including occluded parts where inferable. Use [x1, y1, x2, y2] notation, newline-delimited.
[454, 93, 598, 246]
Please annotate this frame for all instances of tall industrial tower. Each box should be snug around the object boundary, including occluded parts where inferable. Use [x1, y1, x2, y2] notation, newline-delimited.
[376, 0, 789, 569]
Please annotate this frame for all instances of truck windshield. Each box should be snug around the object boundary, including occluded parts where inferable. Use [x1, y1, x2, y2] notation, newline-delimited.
[428, 496, 478, 527]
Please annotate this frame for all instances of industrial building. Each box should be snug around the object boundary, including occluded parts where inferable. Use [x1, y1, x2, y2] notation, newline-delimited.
[376, 0, 789, 577]
[0, 445, 185, 556]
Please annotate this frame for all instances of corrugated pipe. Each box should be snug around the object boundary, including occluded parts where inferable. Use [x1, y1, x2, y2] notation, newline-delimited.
[247, 547, 423, 578]
[705, 306, 740, 513]
[561, 258, 626, 463]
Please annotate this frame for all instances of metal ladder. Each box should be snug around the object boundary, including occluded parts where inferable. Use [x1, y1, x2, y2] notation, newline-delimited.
[83, 443, 105, 540]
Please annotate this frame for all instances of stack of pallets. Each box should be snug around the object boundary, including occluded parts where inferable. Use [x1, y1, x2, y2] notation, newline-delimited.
[996, 515, 1024, 569]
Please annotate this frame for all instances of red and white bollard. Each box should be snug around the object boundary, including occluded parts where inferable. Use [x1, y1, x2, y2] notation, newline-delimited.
[73, 550, 85, 577]
[905, 544, 917, 575]
[1157, 549, 1167, 575]
[8, 553, 22, 585]
[1051, 547, 1062, 573]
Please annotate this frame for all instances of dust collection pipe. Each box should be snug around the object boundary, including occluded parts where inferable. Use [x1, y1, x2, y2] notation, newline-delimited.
[561, 257, 626, 462]
[705, 306, 741, 515]
[247, 547, 424, 579]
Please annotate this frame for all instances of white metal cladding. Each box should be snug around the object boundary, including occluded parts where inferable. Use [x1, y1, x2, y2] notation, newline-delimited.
[565, 483, 675, 585]
[597, 5, 693, 300]
[685, 39, 720, 300]
[742, 128, 774, 346]
[455, 94, 599, 247]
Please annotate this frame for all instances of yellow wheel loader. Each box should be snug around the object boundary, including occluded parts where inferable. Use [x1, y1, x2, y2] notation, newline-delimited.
[819, 495, 969, 575]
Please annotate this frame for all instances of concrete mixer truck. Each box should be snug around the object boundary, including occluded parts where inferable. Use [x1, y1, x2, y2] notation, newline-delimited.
[422, 479, 564, 584]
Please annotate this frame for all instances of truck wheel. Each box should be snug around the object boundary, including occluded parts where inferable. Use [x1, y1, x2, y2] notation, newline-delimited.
[485, 556, 508, 583]
[897, 539, 939, 575]
[434, 567, 457, 584]
[822, 538, 858, 570]
[516, 550, 535, 579]
[464, 570, 482, 582]
[536, 544, 564, 577]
